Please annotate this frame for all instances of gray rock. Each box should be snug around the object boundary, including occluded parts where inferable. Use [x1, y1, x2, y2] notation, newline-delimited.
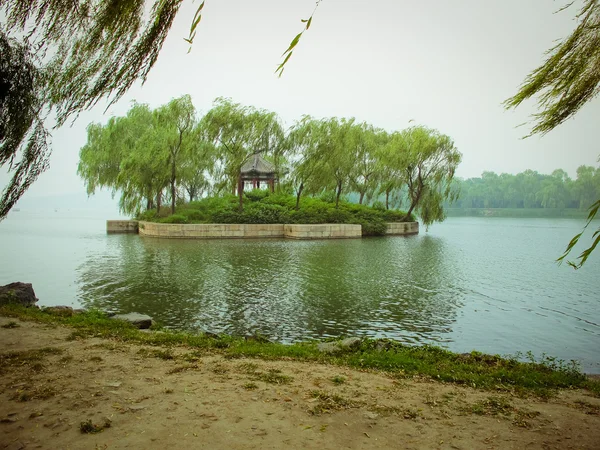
[339, 337, 362, 349]
[317, 337, 362, 354]
[364, 411, 379, 421]
[111, 312, 153, 329]
[0, 282, 39, 307]
[317, 342, 342, 354]
[128, 405, 146, 412]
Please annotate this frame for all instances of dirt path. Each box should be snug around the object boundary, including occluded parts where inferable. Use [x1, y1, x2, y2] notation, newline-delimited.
[1, 317, 599, 450]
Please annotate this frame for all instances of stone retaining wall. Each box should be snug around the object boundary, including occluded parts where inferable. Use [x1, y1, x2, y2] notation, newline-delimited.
[107, 220, 139, 234]
[124, 221, 419, 239]
[138, 222, 284, 239]
[385, 222, 419, 235]
[284, 224, 362, 240]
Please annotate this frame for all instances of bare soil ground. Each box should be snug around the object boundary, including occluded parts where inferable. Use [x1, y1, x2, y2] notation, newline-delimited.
[1, 317, 599, 450]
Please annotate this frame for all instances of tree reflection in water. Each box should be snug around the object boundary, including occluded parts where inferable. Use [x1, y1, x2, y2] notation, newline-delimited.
[77, 234, 463, 344]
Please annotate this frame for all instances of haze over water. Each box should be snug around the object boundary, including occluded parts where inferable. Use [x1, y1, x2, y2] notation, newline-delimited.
[1, 211, 599, 373]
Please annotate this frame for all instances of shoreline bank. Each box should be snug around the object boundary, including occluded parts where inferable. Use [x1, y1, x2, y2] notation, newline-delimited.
[2, 305, 598, 392]
[1, 311, 599, 449]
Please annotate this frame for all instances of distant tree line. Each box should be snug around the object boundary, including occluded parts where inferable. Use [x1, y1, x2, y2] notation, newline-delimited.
[448, 168, 600, 211]
[78, 96, 462, 226]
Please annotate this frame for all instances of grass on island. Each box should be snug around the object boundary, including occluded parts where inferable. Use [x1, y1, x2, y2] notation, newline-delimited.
[136, 191, 414, 236]
[1, 304, 598, 398]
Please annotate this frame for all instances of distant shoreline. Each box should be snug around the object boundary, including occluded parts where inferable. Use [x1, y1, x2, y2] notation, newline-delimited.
[445, 208, 592, 219]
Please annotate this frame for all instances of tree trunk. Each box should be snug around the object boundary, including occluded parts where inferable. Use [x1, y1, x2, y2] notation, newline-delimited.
[402, 189, 422, 221]
[359, 191, 365, 205]
[335, 181, 342, 208]
[238, 176, 244, 212]
[170, 151, 177, 214]
[385, 190, 390, 210]
[295, 182, 304, 210]
[403, 202, 416, 221]
[156, 190, 162, 213]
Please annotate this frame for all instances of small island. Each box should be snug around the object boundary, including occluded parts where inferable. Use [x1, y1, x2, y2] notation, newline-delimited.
[108, 186, 419, 239]
[83, 98, 459, 240]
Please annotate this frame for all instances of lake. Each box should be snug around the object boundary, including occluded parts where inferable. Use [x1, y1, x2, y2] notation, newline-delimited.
[1, 211, 599, 373]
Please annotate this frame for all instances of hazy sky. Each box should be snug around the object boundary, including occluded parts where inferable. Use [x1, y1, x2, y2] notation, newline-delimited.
[3, 0, 599, 204]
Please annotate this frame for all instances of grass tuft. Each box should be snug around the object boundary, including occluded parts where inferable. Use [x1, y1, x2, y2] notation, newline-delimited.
[331, 375, 346, 385]
[0, 347, 63, 375]
[80, 418, 111, 434]
[308, 390, 359, 415]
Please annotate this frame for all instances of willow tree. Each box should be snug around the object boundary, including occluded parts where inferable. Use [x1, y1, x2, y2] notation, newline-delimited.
[0, 0, 321, 218]
[287, 116, 328, 209]
[349, 123, 387, 205]
[179, 130, 216, 202]
[0, 0, 192, 218]
[78, 102, 169, 214]
[201, 97, 285, 211]
[313, 117, 356, 208]
[79, 96, 206, 215]
[0, 30, 49, 218]
[153, 95, 198, 213]
[505, 0, 600, 267]
[376, 144, 404, 211]
[387, 126, 461, 226]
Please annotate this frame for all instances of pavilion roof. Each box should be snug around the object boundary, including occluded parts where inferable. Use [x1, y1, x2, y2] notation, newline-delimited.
[240, 154, 276, 176]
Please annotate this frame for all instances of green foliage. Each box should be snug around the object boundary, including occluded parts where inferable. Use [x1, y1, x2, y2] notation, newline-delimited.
[558, 199, 600, 269]
[2, 0, 182, 128]
[504, 0, 600, 136]
[1, 0, 194, 218]
[136, 209, 158, 221]
[78, 96, 213, 216]
[159, 214, 188, 224]
[372, 201, 386, 211]
[450, 167, 600, 211]
[201, 97, 286, 205]
[388, 126, 461, 226]
[79, 95, 455, 226]
[245, 189, 271, 202]
[0, 30, 50, 220]
[275, 1, 321, 77]
[504, 2, 600, 267]
[212, 202, 290, 224]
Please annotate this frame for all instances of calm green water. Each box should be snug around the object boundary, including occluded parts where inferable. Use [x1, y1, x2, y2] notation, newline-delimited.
[1, 211, 599, 372]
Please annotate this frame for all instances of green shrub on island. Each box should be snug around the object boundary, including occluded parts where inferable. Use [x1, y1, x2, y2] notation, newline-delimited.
[136, 191, 414, 236]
